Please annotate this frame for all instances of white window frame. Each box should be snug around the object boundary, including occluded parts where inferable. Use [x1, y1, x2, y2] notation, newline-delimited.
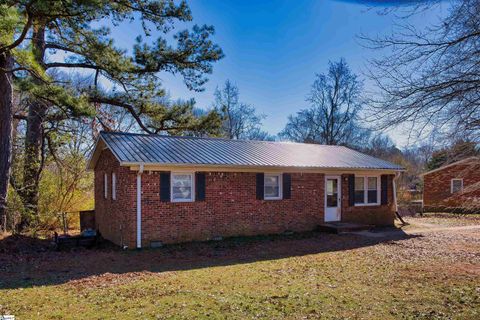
[104, 173, 108, 199]
[451, 178, 463, 194]
[354, 175, 381, 206]
[264, 173, 283, 200]
[171, 172, 195, 203]
[112, 172, 117, 200]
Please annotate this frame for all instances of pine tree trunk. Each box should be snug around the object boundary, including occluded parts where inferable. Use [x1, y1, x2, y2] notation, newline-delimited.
[0, 52, 14, 232]
[20, 102, 46, 230]
[17, 24, 47, 231]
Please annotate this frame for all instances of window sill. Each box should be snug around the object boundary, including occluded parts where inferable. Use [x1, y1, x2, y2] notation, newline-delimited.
[264, 197, 282, 201]
[354, 203, 381, 207]
[171, 199, 194, 203]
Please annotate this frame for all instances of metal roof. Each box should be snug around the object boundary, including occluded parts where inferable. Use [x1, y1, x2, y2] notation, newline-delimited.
[420, 156, 480, 177]
[89, 131, 404, 171]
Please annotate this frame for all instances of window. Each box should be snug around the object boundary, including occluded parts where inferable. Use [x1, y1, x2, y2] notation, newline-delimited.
[264, 173, 282, 200]
[354, 177, 365, 204]
[171, 173, 194, 202]
[355, 176, 380, 205]
[451, 179, 463, 193]
[112, 173, 117, 200]
[104, 173, 108, 199]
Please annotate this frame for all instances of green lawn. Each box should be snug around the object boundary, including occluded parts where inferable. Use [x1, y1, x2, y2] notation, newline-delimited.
[1, 216, 479, 319]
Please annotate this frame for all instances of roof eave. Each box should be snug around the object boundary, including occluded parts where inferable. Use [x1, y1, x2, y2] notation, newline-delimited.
[120, 161, 405, 172]
[86, 135, 102, 171]
[86, 133, 122, 171]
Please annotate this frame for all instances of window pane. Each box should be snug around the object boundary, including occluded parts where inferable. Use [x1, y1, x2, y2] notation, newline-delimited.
[172, 174, 192, 187]
[326, 179, 338, 207]
[112, 173, 116, 200]
[355, 190, 364, 204]
[368, 190, 377, 203]
[104, 173, 108, 199]
[172, 187, 192, 200]
[355, 177, 364, 190]
[452, 180, 463, 193]
[172, 174, 193, 201]
[327, 195, 338, 207]
[265, 186, 279, 198]
[264, 174, 280, 198]
[265, 175, 279, 186]
[366, 177, 377, 203]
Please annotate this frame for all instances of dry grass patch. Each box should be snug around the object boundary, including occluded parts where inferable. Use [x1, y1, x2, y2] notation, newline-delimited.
[408, 212, 480, 227]
[0, 216, 479, 319]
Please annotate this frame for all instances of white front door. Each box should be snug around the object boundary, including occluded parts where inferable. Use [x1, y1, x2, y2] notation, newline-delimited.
[325, 176, 341, 222]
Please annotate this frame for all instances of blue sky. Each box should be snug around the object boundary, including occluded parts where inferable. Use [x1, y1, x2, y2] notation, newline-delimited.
[106, 0, 448, 147]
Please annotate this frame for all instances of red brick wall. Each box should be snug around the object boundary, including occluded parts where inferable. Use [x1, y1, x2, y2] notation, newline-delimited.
[341, 174, 396, 226]
[94, 149, 137, 248]
[94, 151, 396, 247]
[141, 172, 326, 245]
[423, 161, 480, 208]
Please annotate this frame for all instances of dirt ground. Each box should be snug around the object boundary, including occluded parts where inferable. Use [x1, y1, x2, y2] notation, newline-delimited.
[0, 213, 479, 319]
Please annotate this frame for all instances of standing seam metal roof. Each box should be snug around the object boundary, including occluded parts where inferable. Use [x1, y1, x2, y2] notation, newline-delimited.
[95, 131, 404, 170]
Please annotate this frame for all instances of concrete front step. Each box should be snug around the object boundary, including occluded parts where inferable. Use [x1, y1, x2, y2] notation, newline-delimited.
[317, 222, 373, 234]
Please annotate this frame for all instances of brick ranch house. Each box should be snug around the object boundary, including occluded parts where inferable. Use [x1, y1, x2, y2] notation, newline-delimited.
[421, 157, 480, 212]
[87, 131, 404, 249]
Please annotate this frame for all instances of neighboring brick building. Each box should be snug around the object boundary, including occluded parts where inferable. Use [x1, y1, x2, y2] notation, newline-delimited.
[422, 157, 480, 212]
[88, 132, 404, 249]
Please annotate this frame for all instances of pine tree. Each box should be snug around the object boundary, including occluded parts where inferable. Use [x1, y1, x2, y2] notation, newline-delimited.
[0, 0, 223, 230]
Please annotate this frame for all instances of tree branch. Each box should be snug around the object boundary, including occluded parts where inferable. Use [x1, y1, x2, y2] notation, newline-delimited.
[45, 62, 101, 70]
[0, 11, 33, 54]
[89, 97, 154, 134]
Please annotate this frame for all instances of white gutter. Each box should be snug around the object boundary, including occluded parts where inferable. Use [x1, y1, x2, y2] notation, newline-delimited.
[136, 163, 144, 249]
[121, 161, 405, 174]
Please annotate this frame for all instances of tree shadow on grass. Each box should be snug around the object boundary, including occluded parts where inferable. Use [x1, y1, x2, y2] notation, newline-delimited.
[0, 228, 419, 289]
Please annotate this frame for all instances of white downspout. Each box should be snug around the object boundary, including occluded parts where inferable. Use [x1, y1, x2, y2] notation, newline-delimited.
[136, 164, 144, 249]
[393, 171, 401, 213]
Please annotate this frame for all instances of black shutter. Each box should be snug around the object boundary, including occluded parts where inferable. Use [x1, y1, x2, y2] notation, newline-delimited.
[348, 174, 355, 206]
[283, 173, 291, 199]
[160, 172, 170, 202]
[381, 175, 388, 205]
[196, 172, 206, 201]
[256, 173, 264, 200]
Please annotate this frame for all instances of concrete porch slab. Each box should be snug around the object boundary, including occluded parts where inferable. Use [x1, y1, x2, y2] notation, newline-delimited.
[317, 222, 373, 234]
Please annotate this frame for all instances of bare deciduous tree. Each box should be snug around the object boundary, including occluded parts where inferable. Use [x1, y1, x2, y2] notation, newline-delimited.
[361, 0, 480, 141]
[213, 80, 272, 140]
[281, 59, 367, 146]
[360, 133, 401, 159]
